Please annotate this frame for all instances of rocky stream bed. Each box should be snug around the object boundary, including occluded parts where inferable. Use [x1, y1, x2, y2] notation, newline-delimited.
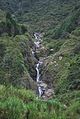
[33, 33, 54, 100]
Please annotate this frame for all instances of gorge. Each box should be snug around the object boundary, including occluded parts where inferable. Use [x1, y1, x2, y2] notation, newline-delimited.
[33, 33, 54, 99]
[0, 0, 80, 119]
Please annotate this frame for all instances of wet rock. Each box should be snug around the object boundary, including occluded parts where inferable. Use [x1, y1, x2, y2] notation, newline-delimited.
[42, 95, 47, 100]
[54, 61, 57, 63]
[59, 56, 63, 60]
[50, 49, 54, 51]
[38, 82, 47, 88]
[42, 89, 54, 100]
[45, 89, 54, 97]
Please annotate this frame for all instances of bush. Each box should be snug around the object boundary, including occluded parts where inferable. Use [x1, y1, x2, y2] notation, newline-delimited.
[0, 97, 26, 119]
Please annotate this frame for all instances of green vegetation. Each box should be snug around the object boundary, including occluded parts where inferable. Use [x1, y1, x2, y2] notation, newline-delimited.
[0, 33, 37, 89]
[0, 0, 80, 119]
[0, 85, 35, 119]
[0, 11, 27, 36]
[0, 12, 36, 89]
[0, 85, 80, 119]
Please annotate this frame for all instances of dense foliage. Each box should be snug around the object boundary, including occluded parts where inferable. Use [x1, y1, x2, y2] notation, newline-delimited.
[0, 85, 80, 119]
[0, 0, 80, 119]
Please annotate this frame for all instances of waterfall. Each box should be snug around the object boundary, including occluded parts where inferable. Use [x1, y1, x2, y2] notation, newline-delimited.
[33, 33, 44, 97]
[36, 61, 44, 97]
[38, 86, 43, 97]
[31, 33, 54, 99]
[34, 41, 40, 48]
[32, 50, 35, 55]
[32, 33, 54, 99]
[36, 62, 40, 82]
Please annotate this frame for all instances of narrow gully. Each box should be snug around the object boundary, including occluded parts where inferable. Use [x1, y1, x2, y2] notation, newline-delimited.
[33, 33, 44, 97]
[32, 33, 54, 99]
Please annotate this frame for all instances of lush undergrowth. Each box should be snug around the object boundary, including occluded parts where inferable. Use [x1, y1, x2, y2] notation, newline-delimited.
[0, 11, 36, 89]
[0, 0, 80, 119]
[0, 34, 36, 89]
[0, 85, 80, 119]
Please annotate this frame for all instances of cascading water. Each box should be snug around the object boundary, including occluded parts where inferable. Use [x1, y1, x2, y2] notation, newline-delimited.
[36, 62, 40, 82]
[32, 33, 53, 99]
[36, 61, 43, 97]
[33, 33, 44, 97]
[32, 50, 35, 56]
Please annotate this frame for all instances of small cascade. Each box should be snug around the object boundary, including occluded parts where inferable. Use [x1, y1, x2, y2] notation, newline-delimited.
[34, 41, 40, 48]
[32, 32, 54, 99]
[36, 62, 40, 82]
[36, 61, 43, 97]
[32, 50, 35, 55]
[33, 33, 44, 97]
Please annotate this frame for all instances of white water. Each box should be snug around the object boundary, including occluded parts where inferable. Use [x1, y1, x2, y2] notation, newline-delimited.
[32, 50, 35, 55]
[34, 33, 44, 97]
[38, 86, 43, 97]
[33, 33, 53, 99]
[34, 41, 40, 48]
[36, 61, 43, 82]
[34, 33, 38, 40]
[36, 62, 40, 82]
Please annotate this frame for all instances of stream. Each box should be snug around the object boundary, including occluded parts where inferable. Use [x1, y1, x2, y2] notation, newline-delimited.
[33, 33, 45, 97]
[32, 32, 53, 99]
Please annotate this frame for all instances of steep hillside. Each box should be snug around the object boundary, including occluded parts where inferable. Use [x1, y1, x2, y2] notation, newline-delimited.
[45, 6, 80, 39]
[41, 31, 80, 91]
[0, 0, 80, 119]
[0, 0, 80, 33]
[0, 10, 36, 89]
[18, 0, 80, 33]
